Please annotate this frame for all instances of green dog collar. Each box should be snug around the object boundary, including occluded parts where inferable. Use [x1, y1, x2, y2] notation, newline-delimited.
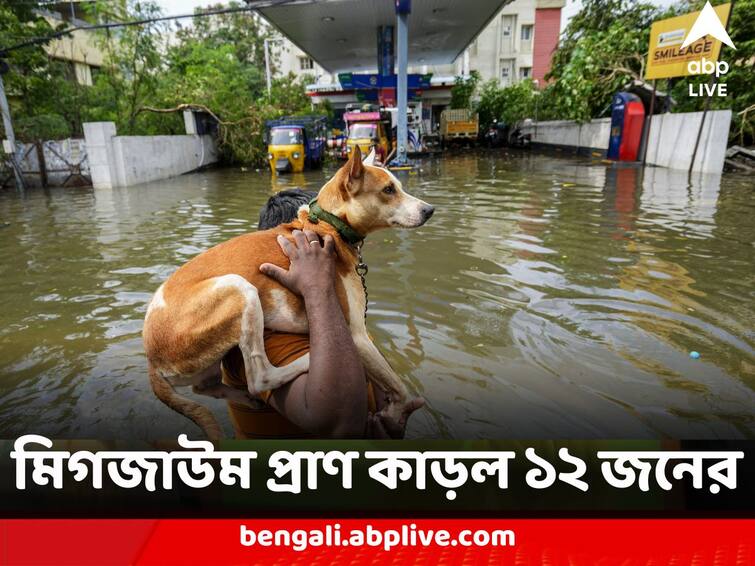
[307, 199, 365, 246]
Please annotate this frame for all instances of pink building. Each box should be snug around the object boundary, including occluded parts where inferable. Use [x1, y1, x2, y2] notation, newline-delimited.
[533, 2, 564, 85]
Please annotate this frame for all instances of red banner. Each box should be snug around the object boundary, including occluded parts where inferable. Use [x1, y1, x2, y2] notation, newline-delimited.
[1, 519, 753, 565]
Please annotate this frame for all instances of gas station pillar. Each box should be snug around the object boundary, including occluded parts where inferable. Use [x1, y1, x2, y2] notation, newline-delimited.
[395, 0, 410, 165]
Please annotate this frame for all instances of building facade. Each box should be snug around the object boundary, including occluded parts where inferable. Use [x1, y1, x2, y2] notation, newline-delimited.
[39, 1, 114, 86]
[273, 40, 331, 84]
[410, 0, 565, 86]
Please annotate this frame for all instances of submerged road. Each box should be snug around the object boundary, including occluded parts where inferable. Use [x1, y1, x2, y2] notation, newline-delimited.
[0, 151, 753, 439]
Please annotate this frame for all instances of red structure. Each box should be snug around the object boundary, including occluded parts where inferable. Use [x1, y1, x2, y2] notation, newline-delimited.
[532, 5, 562, 86]
[618, 101, 645, 161]
[607, 92, 646, 162]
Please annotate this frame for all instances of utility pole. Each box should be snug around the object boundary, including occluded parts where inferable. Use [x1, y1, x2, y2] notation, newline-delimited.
[264, 38, 272, 97]
[264, 38, 281, 98]
[0, 67, 24, 193]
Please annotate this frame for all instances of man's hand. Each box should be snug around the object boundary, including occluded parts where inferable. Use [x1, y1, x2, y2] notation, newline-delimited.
[260, 229, 336, 299]
[258, 228, 367, 437]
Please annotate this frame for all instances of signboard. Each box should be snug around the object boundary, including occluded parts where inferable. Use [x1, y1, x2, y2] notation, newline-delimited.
[377, 25, 394, 77]
[645, 2, 731, 80]
[337, 73, 432, 90]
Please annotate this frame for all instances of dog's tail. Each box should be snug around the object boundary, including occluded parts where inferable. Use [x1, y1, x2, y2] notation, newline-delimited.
[148, 363, 224, 442]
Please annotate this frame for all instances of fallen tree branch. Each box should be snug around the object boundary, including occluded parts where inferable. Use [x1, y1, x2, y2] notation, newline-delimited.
[138, 103, 222, 124]
[137, 103, 274, 164]
[138, 103, 263, 128]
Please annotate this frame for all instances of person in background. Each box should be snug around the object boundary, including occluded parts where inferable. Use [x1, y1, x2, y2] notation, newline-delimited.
[257, 189, 317, 230]
[221, 188, 419, 439]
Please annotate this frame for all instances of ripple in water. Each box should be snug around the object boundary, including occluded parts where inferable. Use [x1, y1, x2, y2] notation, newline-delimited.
[0, 155, 753, 439]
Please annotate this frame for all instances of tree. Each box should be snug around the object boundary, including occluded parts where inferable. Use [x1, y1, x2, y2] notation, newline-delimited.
[545, 0, 661, 121]
[476, 78, 541, 130]
[544, 0, 753, 143]
[174, 2, 273, 72]
[0, 1, 76, 140]
[145, 3, 312, 164]
[1, 0, 319, 164]
[84, 0, 167, 135]
[450, 70, 480, 109]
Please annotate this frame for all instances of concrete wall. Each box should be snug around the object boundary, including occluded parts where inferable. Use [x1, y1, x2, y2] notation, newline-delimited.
[643, 110, 731, 174]
[84, 115, 218, 189]
[521, 109, 732, 174]
[521, 118, 611, 152]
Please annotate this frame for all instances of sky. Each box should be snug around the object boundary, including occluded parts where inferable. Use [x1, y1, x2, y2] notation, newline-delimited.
[156, 0, 208, 17]
[561, 0, 677, 30]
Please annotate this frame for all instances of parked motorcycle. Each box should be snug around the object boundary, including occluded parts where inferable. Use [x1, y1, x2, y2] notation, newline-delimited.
[484, 120, 508, 148]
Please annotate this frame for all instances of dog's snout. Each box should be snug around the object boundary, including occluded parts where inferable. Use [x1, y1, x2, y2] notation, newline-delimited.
[421, 204, 435, 222]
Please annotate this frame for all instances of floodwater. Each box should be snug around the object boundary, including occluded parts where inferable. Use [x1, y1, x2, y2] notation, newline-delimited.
[0, 152, 753, 440]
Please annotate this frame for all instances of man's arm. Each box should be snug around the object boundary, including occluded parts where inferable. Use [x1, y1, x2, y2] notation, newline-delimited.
[259, 229, 368, 438]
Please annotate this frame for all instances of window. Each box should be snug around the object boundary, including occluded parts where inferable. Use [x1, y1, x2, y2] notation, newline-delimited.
[501, 59, 515, 86]
[501, 15, 516, 50]
[348, 123, 377, 140]
[519, 67, 532, 79]
[271, 128, 303, 145]
[521, 25, 533, 40]
[299, 56, 314, 70]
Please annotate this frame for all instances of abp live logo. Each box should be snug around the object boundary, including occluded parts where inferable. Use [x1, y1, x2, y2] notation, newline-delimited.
[685, 1, 735, 98]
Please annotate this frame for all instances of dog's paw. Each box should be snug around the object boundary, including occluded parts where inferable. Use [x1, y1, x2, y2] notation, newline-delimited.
[375, 397, 425, 439]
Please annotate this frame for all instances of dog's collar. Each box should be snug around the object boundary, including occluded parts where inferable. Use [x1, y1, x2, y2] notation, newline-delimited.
[307, 199, 365, 246]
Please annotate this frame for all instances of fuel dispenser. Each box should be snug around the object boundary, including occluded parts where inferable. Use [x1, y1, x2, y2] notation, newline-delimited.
[607, 92, 645, 161]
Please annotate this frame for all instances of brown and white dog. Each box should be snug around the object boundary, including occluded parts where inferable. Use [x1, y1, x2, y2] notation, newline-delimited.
[142, 146, 434, 440]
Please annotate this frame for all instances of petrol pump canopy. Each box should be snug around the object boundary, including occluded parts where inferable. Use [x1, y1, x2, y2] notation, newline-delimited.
[253, 0, 512, 73]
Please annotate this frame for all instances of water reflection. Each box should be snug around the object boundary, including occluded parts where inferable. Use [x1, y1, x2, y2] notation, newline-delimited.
[0, 153, 753, 439]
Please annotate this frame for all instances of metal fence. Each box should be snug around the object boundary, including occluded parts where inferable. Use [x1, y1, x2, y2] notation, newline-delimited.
[1, 138, 91, 189]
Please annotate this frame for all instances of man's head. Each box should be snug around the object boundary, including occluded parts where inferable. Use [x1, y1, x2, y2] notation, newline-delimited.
[316, 146, 434, 235]
[258, 188, 318, 230]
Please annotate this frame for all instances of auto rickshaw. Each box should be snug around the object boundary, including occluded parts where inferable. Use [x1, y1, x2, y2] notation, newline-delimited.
[265, 116, 327, 174]
[344, 110, 393, 163]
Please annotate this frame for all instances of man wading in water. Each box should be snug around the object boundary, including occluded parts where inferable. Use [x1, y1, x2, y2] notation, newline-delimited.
[221, 189, 421, 439]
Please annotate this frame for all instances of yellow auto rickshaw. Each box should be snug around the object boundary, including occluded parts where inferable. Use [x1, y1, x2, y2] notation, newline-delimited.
[344, 110, 393, 163]
[265, 116, 327, 174]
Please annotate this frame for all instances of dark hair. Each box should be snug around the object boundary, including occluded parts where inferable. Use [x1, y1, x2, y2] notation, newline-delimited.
[258, 188, 318, 230]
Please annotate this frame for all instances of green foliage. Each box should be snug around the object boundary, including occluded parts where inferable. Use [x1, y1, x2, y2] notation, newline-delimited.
[450, 70, 480, 109]
[15, 113, 71, 141]
[544, 0, 754, 142]
[98, 0, 312, 164]
[269, 73, 314, 116]
[476, 79, 542, 130]
[546, 0, 660, 121]
[0, 1, 73, 141]
[0, 0, 313, 162]
[83, 0, 167, 134]
[175, 2, 271, 66]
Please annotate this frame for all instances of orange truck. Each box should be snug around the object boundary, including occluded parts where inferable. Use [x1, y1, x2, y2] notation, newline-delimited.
[439, 108, 479, 143]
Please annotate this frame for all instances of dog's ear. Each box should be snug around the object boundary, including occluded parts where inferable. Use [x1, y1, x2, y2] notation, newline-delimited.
[347, 144, 364, 184]
[362, 148, 376, 166]
[336, 145, 364, 198]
